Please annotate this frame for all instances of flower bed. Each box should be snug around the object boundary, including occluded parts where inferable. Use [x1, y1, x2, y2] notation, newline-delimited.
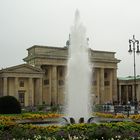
[0, 122, 140, 139]
[95, 112, 140, 120]
[0, 113, 140, 139]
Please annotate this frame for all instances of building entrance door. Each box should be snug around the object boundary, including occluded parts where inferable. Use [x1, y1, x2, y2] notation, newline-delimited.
[18, 91, 25, 106]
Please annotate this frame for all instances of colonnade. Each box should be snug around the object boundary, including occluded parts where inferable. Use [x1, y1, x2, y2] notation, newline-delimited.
[2, 66, 118, 106]
[46, 65, 117, 105]
[43, 65, 66, 106]
[95, 68, 117, 104]
[118, 83, 140, 105]
[2, 77, 43, 106]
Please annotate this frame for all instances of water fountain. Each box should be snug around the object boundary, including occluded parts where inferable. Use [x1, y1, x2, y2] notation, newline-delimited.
[64, 10, 92, 124]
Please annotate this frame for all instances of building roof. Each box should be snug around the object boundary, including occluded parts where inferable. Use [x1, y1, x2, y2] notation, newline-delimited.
[0, 64, 44, 74]
[118, 75, 140, 81]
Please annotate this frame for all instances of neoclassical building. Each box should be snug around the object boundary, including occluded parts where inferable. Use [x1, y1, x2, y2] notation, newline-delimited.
[0, 45, 120, 106]
[117, 76, 140, 105]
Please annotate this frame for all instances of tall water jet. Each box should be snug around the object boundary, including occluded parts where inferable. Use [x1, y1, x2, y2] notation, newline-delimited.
[65, 10, 92, 123]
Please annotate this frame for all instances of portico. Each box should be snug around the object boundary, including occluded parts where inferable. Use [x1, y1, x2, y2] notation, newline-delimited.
[0, 64, 44, 106]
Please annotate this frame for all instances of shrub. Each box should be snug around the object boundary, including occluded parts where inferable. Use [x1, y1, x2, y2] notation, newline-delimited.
[0, 122, 140, 139]
[94, 104, 104, 112]
[0, 96, 21, 114]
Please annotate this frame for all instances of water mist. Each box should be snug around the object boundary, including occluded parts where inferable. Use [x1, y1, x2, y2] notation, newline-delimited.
[65, 10, 92, 123]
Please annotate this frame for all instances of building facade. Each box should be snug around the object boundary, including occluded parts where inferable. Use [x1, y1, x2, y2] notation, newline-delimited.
[117, 76, 140, 105]
[0, 45, 120, 106]
[0, 64, 44, 106]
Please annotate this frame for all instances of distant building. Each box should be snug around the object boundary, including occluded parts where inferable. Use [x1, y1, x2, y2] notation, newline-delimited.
[0, 45, 120, 106]
[117, 76, 140, 105]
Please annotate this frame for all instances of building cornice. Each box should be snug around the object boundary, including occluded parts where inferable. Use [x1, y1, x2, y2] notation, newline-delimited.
[23, 45, 120, 64]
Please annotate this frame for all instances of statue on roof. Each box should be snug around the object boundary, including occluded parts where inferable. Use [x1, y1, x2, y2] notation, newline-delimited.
[66, 34, 71, 47]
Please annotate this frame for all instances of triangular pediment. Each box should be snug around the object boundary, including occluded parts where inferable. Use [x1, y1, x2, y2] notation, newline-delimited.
[1, 64, 43, 73]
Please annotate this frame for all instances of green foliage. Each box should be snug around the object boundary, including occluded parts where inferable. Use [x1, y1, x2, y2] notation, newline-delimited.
[50, 105, 59, 112]
[94, 104, 104, 112]
[0, 96, 21, 114]
[0, 122, 140, 139]
[37, 104, 45, 111]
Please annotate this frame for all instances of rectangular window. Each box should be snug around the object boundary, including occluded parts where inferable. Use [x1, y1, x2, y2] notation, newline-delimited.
[59, 69, 63, 77]
[19, 80, 24, 87]
[104, 81, 110, 86]
[45, 69, 48, 76]
[44, 79, 49, 85]
[104, 72, 108, 79]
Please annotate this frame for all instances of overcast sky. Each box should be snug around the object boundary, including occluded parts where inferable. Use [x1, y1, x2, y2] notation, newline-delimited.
[0, 0, 140, 77]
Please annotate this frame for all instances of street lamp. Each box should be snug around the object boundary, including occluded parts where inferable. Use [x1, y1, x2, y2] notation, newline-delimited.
[128, 35, 140, 114]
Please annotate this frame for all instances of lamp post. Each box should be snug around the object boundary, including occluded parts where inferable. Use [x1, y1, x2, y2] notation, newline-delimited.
[128, 35, 140, 114]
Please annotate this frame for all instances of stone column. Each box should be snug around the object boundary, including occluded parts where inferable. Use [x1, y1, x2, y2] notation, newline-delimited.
[112, 69, 117, 103]
[126, 86, 129, 103]
[118, 85, 122, 105]
[51, 66, 57, 105]
[96, 68, 100, 104]
[29, 78, 33, 106]
[109, 70, 113, 103]
[137, 84, 140, 102]
[132, 85, 135, 101]
[15, 77, 18, 99]
[3, 77, 7, 96]
[48, 67, 52, 105]
[39, 78, 43, 105]
[100, 68, 104, 104]
[34, 78, 43, 105]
